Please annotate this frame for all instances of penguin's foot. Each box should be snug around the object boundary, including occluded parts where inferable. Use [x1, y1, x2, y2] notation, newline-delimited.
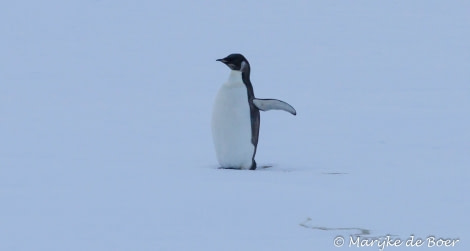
[218, 166, 242, 170]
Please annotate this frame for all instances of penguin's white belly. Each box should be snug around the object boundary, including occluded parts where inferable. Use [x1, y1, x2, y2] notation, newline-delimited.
[212, 76, 254, 169]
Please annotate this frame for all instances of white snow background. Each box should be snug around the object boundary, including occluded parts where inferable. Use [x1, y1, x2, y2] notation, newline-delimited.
[1, 1, 469, 250]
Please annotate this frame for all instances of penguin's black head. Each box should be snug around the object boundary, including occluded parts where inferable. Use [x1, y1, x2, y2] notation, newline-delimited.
[216, 53, 250, 72]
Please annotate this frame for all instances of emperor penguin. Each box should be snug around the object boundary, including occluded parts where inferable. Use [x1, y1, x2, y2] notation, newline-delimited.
[212, 53, 296, 170]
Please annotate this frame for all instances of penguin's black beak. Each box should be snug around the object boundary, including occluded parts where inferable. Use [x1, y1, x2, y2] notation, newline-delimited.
[217, 57, 237, 70]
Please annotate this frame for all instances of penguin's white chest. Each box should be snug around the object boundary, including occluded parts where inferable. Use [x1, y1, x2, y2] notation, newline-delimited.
[212, 71, 254, 169]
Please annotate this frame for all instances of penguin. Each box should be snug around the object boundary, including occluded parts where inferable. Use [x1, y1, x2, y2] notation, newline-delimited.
[212, 53, 296, 170]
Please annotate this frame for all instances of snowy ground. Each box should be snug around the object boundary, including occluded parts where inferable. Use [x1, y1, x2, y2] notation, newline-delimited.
[1, 1, 469, 250]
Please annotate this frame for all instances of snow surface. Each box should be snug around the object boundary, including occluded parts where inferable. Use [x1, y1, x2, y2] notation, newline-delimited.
[1, 1, 469, 250]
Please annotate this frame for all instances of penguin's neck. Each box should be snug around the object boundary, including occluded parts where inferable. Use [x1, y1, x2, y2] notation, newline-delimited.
[227, 70, 243, 85]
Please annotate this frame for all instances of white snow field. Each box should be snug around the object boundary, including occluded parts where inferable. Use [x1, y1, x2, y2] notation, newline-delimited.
[1, 1, 469, 250]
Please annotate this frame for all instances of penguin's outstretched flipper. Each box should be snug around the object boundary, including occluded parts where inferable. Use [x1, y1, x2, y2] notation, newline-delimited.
[253, 98, 297, 115]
